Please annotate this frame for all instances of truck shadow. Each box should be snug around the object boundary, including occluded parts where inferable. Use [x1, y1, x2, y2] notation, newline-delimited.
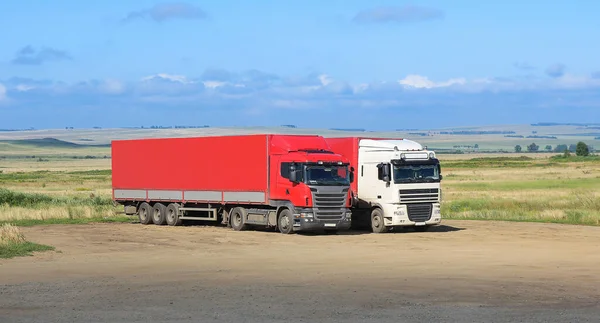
[390, 225, 466, 233]
[295, 224, 466, 236]
[129, 221, 465, 235]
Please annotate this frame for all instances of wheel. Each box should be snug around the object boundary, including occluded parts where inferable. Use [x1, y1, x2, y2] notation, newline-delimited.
[166, 203, 182, 226]
[152, 203, 167, 225]
[138, 202, 153, 225]
[371, 208, 387, 233]
[230, 207, 248, 231]
[413, 225, 430, 232]
[277, 209, 294, 234]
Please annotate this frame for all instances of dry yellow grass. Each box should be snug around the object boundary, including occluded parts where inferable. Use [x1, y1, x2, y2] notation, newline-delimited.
[0, 205, 116, 222]
[0, 223, 26, 245]
[0, 158, 110, 173]
[1, 151, 599, 226]
[440, 156, 600, 225]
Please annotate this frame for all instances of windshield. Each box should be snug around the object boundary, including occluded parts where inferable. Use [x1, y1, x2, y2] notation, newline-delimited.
[393, 164, 440, 183]
[305, 165, 350, 186]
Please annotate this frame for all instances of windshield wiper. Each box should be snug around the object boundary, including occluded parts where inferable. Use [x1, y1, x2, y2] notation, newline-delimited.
[398, 178, 416, 183]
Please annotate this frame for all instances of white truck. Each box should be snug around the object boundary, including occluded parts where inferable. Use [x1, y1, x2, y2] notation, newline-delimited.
[325, 137, 443, 233]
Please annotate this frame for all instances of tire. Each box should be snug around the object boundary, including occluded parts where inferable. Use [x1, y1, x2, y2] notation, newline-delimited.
[277, 209, 294, 234]
[152, 203, 167, 225]
[230, 207, 248, 231]
[138, 202, 153, 225]
[166, 203, 182, 226]
[371, 208, 387, 233]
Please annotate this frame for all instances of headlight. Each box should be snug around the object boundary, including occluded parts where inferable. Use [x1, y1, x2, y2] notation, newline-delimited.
[300, 212, 313, 218]
[345, 211, 352, 219]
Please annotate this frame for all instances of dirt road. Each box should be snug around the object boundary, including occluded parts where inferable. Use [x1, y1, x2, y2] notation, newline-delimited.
[2, 220, 600, 322]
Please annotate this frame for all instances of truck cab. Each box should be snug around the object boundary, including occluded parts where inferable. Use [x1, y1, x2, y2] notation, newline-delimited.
[325, 137, 442, 233]
[270, 148, 354, 234]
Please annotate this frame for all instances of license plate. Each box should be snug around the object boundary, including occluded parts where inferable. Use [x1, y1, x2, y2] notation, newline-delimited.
[324, 223, 336, 227]
[415, 222, 426, 226]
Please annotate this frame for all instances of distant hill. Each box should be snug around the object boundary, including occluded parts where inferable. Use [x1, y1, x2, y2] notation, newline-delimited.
[0, 138, 110, 148]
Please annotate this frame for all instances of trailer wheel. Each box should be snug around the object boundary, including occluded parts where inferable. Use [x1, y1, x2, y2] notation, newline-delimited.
[371, 208, 387, 233]
[138, 202, 153, 225]
[277, 209, 294, 234]
[152, 203, 167, 225]
[230, 207, 248, 231]
[166, 203, 182, 226]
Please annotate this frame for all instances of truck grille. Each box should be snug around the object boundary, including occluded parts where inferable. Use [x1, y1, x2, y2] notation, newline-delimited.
[399, 188, 439, 204]
[310, 188, 347, 220]
[407, 203, 432, 222]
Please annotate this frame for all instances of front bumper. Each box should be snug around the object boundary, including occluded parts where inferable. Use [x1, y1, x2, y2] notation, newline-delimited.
[382, 203, 442, 227]
[291, 208, 352, 232]
[293, 219, 352, 232]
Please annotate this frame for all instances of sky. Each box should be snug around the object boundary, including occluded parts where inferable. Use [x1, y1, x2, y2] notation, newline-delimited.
[1, 0, 599, 130]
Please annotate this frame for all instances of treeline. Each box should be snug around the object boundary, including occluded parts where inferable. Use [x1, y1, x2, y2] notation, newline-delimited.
[439, 130, 516, 135]
[531, 123, 600, 127]
[515, 142, 595, 154]
[140, 125, 210, 129]
[505, 135, 558, 139]
[330, 128, 367, 132]
[453, 144, 479, 149]
[0, 128, 36, 132]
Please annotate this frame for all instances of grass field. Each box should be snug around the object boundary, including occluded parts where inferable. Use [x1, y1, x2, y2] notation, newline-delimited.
[0, 223, 55, 258]
[1, 142, 599, 228]
[441, 156, 600, 225]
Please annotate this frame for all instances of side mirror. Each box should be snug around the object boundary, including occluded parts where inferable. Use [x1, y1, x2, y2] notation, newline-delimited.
[289, 164, 298, 183]
[382, 164, 391, 183]
[377, 163, 391, 183]
[439, 174, 443, 181]
[349, 171, 355, 183]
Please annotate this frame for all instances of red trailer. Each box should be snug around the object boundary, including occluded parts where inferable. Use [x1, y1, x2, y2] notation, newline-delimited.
[112, 134, 354, 234]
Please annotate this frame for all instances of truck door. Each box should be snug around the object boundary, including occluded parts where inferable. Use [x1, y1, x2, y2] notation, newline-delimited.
[270, 156, 307, 207]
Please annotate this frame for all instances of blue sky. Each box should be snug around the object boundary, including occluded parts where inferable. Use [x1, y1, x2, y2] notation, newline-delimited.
[1, 1, 599, 130]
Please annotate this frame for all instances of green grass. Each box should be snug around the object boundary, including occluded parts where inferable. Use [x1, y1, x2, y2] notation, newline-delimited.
[441, 192, 600, 226]
[67, 169, 112, 176]
[0, 138, 109, 148]
[451, 178, 600, 191]
[549, 155, 600, 162]
[1, 216, 133, 227]
[0, 188, 113, 208]
[0, 170, 110, 183]
[0, 241, 55, 259]
[441, 155, 600, 168]
[0, 223, 55, 258]
[441, 156, 546, 168]
[0, 188, 124, 224]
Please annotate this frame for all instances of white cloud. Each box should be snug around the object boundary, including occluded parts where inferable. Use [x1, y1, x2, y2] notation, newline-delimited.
[141, 73, 194, 84]
[549, 74, 600, 89]
[203, 81, 226, 89]
[318, 74, 334, 86]
[15, 84, 35, 92]
[0, 84, 8, 101]
[398, 74, 466, 89]
[100, 79, 126, 94]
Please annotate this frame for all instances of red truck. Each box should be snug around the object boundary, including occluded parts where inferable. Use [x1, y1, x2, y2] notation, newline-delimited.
[111, 134, 354, 234]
